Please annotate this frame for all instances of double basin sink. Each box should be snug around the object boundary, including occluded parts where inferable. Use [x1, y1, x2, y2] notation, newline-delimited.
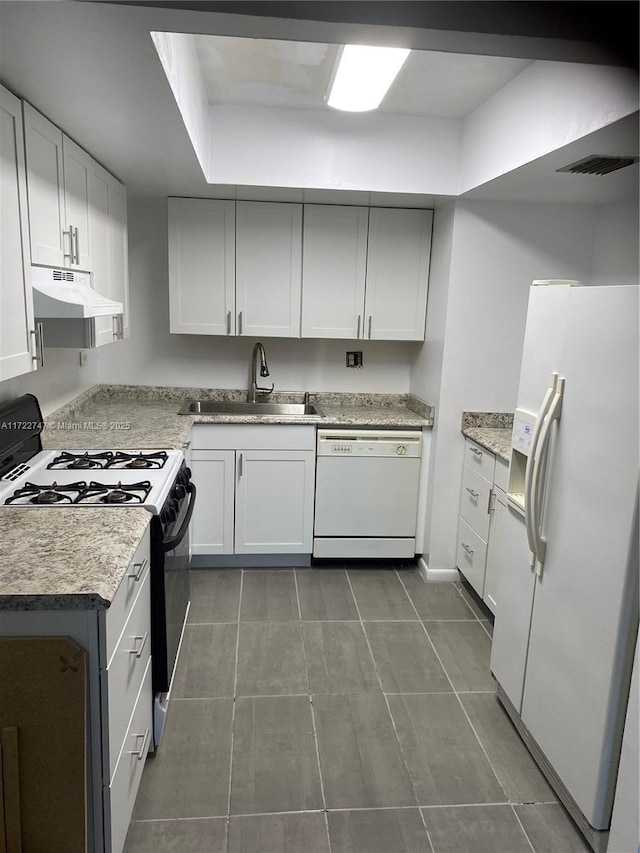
[178, 400, 323, 417]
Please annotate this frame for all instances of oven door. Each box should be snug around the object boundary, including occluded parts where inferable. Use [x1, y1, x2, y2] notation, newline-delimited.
[151, 480, 196, 696]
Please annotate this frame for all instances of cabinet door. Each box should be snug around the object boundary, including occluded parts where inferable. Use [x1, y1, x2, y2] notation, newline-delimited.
[0, 85, 36, 381]
[235, 450, 315, 554]
[168, 198, 235, 335]
[236, 201, 302, 338]
[62, 135, 93, 271]
[301, 205, 368, 339]
[109, 178, 129, 339]
[23, 102, 66, 267]
[364, 208, 432, 341]
[483, 487, 507, 615]
[88, 164, 113, 347]
[190, 451, 235, 555]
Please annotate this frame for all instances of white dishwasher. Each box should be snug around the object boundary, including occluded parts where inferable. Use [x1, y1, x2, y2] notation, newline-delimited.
[313, 428, 422, 559]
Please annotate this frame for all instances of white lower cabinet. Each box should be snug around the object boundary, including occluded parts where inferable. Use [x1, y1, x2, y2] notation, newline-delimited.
[456, 439, 509, 615]
[191, 425, 316, 556]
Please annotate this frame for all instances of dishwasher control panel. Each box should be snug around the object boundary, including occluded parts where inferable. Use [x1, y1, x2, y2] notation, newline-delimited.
[317, 429, 422, 457]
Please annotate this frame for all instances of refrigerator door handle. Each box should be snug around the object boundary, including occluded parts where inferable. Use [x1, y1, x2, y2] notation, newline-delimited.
[524, 373, 558, 567]
[530, 376, 565, 577]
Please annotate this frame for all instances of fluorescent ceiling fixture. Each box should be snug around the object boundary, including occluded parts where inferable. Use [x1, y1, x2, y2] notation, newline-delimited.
[327, 45, 411, 112]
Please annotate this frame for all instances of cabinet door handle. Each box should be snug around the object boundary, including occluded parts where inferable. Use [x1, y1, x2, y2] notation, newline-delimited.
[469, 447, 483, 458]
[112, 315, 119, 340]
[127, 631, 149, 659]
[227, 311, 231, 335]
[74, 226, 80, 264]
[63, 227, 73, 262]
[368, 315, 372, 339]
[238, 453, 243, 477]
[356, 315, 361, 338]
[31, 325, 44, 367]
[128, 557, 147, 581]
[238, 311, 243, 335]
[466, 487, 479, 499]
[461, 542, 474, 556]
[129, 727, 151, 760]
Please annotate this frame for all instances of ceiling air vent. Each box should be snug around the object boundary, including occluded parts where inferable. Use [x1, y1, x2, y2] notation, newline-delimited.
[557, 155, 639, 176]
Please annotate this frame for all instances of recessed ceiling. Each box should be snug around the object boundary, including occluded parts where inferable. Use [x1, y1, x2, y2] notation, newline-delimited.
[193, 35, 532, 118]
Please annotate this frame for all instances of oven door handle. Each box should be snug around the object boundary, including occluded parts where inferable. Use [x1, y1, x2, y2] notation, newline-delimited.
[162, 482, 196, 552]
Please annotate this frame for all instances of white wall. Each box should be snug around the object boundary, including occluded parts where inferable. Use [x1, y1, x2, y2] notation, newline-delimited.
[208, 104, 462, 195]
[98, 196, 417, 394]
[591, 200, 640, 287]
[412, 200, 598, 572]
[461, 62, 639, 193]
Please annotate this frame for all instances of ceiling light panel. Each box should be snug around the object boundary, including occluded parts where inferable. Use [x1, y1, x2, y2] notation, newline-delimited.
[327, 45, 410, 112]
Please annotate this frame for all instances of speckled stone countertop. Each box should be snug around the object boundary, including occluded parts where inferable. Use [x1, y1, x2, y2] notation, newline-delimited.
[461, 412, 514, 462]
[0, 508, 150, 610]
[40, 386, 433, 450]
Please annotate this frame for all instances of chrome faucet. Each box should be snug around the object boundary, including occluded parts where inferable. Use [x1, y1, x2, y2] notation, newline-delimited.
[248, 342, 274, 404]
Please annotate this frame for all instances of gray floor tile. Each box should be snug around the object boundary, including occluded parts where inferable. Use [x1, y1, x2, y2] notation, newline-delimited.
[399, 574, 477, 621]
[230, 696, 323, 814]
[172, 623, 237, 698]
[328, 808, 432, 853]
[460, 693, 556, 804]
[456, 582, 493, 623]
[124, 818, 227, 852]
[313, 693, 416, 808]
[240, 571, 299, 621]
[296, 569, 359, 620]
[423, 805, 532, 852]
[388, 694, 506, 806]
[228, 812, 330, 853]
[347, 569, 417, 620]
[514, 803, 592, 852]
[133, 698, 233, 819]
[425, 621, 495, 692]
[236, 621, 307, 695]
[188, 569, 241, 622]
[364, 621, 452, 694]
[303, 621, 379, 694]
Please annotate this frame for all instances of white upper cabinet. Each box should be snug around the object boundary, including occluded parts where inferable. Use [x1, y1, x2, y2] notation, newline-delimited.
[236, 201, 302, 338]
[301, 204, 369, 339]
[168, 197, 235, 335]
[364, 208, 433, 341]
[0, 84, 37, 381]
[91, 162, 129, 347]
[23, 103, 93, 271]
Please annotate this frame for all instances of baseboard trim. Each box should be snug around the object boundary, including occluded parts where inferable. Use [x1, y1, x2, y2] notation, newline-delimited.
[417, 557, 460, 583]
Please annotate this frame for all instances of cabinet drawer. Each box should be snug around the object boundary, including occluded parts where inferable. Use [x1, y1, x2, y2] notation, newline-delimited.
[494, 457, 509, 492]
[192, 423, 316, 450]
[106, 657, 152, 853]
[456, 518, 488, 598]
[105, 569, 151, 782]
[464, 438, 495, 482]
[105, 525, 150, 665]
[459, 465, 492, 540]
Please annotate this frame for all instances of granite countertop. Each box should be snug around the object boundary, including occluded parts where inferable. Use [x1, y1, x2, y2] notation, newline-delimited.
[0, 507, 150, 610]
[40, 385, 434, 450]
[460, 412, 514, 463]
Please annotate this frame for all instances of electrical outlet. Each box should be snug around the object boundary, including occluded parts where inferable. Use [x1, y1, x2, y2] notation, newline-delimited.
[79, 350, 88, 367]
[346, 351, 363, 368]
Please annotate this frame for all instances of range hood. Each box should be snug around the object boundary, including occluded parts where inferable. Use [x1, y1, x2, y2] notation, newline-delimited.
[31, 267, 123, 318]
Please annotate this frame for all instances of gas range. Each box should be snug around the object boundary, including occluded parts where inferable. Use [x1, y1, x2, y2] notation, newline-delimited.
[0, 449, 185, 514]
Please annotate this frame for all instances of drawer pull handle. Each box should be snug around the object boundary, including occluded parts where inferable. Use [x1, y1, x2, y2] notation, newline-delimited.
[127, 631, 149, 658]
[466, 487, 479, 499]
[469, 447, 483, 457]
[129, 727, 151, 760]
[461, 542, 474, 556]
[128, 558, 147, 582]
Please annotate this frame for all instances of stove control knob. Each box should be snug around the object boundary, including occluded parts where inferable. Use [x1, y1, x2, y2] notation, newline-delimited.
[174, 484, 186, 501]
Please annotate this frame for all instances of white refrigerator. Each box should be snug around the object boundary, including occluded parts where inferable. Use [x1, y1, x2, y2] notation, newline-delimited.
[490, 281, 639, 853]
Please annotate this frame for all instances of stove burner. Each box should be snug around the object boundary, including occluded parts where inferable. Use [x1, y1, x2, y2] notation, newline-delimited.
[47, 452, 114, 471]
[82, 480, 152, 505]
[105, 451, 168, 470]
[5, 481, 88, 506]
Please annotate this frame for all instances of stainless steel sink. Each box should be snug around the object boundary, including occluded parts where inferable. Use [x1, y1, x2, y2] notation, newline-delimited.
[178, 400, 323, 417]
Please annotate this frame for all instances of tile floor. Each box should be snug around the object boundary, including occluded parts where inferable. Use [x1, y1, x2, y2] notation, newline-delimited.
[124, 567, 592, 853]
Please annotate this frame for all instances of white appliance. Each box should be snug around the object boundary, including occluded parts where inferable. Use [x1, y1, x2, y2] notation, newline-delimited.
[313, 428, 421, 558]
[490, 281, 639, 853]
